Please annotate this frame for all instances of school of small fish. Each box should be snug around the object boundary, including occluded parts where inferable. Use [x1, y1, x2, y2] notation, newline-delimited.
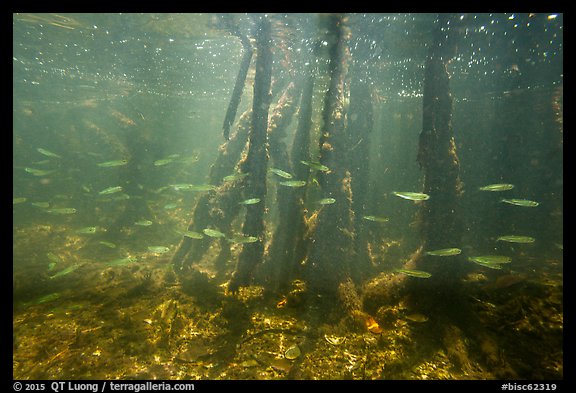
[15, 144, 551, 302]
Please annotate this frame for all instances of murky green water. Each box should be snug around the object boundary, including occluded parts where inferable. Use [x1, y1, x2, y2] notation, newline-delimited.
[13, 13, 562, 380]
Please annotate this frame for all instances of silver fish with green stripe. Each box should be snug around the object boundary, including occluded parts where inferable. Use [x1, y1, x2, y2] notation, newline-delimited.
[496, 235, 535, 243]
[478, 183, 514, 192]
[50, 264, 82, 279]
[223, 173, 249, 182]
[468, 255, 511, 268]
[425, 248, 462, 256]
[147, 246, 170, 254]
[98, 186, 123, 195]
[239, 198, 261, 205]
[203, 228, 226, 238]
[97, 159, 128, 167]
[37, 147, 62, 158]
[134, 220, 153, 226]
[395, 269, 432, 278]
[269, 168, 293, 179]
[363, 215, 389, 223]
[279, 180, 307, 188]
[45, 207, 77, 215]
[181, 231, 204, 239]
[501, 198, 539, 207]
[98, 241, 117, 249]
[300, 160, 330, 172]
[393, 191, 430, 201]
[24, 167, 56, 176]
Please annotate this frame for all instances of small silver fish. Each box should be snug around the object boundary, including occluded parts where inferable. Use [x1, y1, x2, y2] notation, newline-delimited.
[300, 160, 330, 172]
[154, 158, 174, 166]
[468, 260, 504, 270]
[425, 248, 462, 256]
[222, 173, 249, 182]
[97, 159, 128, 167]
[279, 180, 307, 187]
[395, 269, 432, 278]
[497, 235, 536, 243]
[239, 198, 261, 205]
[468, 255, 512, 264]
[182, 231, 204, 239]
[37, 147, 62, 158]
[316, 198, 336, 205]
[45, 207, 77, 214]
[362, 215, 389, 223]
[98, 186, 123, 195]
[393, 191, 430, 201]
[24, 167, 56, 176]
[478, 183, 514, 192]
[269, 168, 293, 179]
[405, 313, 429, 323]
[50, 264, 82, 279]
[98, 241, 117, 248]
[501, 198, 539, 207]
[31, 202, 50, 208]
[203, 228, 226, 238]
[188, 184, 217, 192]
[147, 246, 170, 254]
[170, 184, 194, 190]
[134, 220, 153, 226]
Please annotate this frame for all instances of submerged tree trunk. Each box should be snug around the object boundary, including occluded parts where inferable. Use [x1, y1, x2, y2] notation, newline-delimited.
[259, 82, 306, 293]
[304, 14, 357, 318]
[221, 21, 253, 141]
[269, 62, 314, 293]
[171, 109, 251, 275]
[361, 12, 464, 325]
[361, 15, 465, 314]
[407, 14, 514, 376]
[409, 13, 465, 305]
[228, 15, 273, 293]
[346, 72, 375, 284]
[291, 68, 315, 182]
[172, 75, 299, 280]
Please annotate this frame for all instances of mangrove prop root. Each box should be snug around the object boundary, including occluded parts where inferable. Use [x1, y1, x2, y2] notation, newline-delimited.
[228, 15, 273, 294]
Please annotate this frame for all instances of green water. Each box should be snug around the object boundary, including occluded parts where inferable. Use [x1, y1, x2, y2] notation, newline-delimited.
[13, 13, 562, 380]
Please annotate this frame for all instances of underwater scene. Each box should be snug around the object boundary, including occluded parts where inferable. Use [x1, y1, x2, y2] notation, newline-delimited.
[13, 13, 562, 380]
